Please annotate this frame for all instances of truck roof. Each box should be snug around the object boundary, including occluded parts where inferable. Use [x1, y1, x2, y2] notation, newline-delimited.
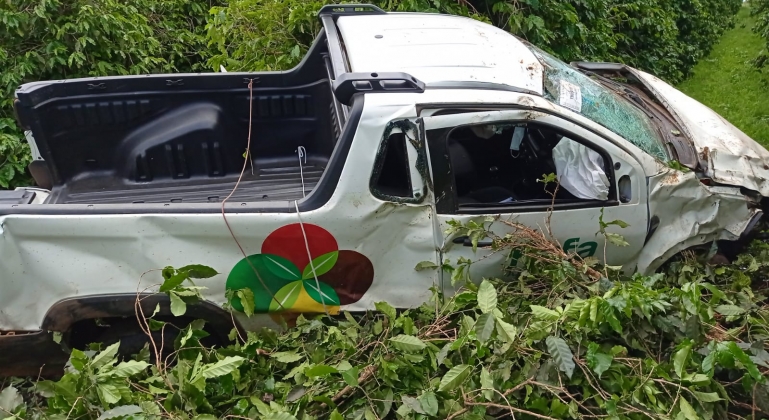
[335, 13, 544, 95]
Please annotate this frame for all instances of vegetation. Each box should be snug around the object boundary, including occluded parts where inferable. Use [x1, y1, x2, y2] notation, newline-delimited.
[1, 218, 769, 420]
[678, 5, 769, 146]
[753, 0, 769, 69]
[0, 0, 742, 189]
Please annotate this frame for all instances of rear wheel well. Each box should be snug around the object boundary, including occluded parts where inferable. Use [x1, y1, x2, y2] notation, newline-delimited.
[44, 294, 240, 353]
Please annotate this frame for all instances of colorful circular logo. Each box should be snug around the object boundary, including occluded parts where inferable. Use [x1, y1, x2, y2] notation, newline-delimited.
[225, 223, 374, 315]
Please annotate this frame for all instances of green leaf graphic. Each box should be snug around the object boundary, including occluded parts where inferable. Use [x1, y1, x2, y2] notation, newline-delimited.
[303, 279, 341, 306]
[263, 254, 302, 281]
[226, 254, 298, 312]
[302, 251, 338, 279]
[269, 281, 303, 312]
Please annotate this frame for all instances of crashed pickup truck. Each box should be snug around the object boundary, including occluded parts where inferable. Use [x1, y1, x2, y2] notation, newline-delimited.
[2, 4, 768, 376]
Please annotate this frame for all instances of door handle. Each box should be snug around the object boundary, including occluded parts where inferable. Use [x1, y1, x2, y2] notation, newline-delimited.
[452, 235, 493, 247]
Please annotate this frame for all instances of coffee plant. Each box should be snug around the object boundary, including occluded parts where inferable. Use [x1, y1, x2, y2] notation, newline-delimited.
[754, 0, 769, 68]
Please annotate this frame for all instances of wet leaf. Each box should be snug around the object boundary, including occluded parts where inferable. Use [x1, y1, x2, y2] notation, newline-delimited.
[439, 364, 472, 392]
[389, 335, 427, 352]
[480, 367, 494, 401]
[305, 364, 338, 377]
[419, 391, 439, 416]
[477, 279, 497, 314]
[169, 292, 186, 316]
[414, 260, 439, 271]
[546, 336, 575, 379]
[178, 264, 218, 279]
[673, 343, 692, 378]
[714, 305, 745, 316]
[531, 305, 560, 321]
[475, 312, 495, 343]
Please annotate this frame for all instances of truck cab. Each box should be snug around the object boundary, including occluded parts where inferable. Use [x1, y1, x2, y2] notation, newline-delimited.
[2, 4, 766, 376]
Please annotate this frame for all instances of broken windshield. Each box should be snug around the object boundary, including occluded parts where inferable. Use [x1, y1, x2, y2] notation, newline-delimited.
[527, 46, 668, 162]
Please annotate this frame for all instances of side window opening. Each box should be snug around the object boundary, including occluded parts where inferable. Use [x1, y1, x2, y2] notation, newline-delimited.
[446, 122, 613, 209]
[372, 131, 413, 199]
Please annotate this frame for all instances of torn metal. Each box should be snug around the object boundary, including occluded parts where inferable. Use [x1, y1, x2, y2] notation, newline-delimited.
[638, 168, 761, 273]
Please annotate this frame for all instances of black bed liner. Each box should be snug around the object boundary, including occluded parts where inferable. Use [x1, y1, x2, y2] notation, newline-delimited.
[13, 32, 339, 205]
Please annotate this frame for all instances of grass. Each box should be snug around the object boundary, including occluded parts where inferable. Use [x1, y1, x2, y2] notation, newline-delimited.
[677, 5, 769, 146]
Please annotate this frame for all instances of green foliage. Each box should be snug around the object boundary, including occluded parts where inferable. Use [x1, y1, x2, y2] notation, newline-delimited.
[679, 6, 769, 147]
[0, 0, 744, 188]
[754, 0, 769, 67]
[159, 264, 219, 316]
[7, 227, 769, 419]
[0, 0, 214, 188]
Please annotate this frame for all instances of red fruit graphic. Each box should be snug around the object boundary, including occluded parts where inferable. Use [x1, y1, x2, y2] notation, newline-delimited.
[318, 250, 374, 305]
[262, 223, 338, 273]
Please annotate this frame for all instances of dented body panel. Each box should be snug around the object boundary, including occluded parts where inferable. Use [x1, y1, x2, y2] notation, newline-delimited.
[632, 69, 769, 196]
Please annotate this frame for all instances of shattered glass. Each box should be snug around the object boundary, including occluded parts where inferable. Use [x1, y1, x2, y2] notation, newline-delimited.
[528, 47, 668, 161]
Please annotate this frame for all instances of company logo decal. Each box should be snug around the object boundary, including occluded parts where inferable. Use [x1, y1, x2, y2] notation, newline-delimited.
[225, 223, 374, 315]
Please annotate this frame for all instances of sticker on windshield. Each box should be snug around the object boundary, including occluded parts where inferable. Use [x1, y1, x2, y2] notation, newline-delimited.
[559, 80, 582, 113]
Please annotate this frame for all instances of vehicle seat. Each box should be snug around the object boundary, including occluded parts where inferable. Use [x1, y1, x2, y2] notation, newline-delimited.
[448, 139, 516, 204]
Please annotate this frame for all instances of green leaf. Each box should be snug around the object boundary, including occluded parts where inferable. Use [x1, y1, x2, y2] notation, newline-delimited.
[495, 317, 518, 343]
[414, 261, 439, 271]
[169, 292, 187, 316]
[531, 305, 560, 321]
[302, 251, 338, 279]
[342, 367, 360, 387]
[380, 389, 394, 418]
[160, 271, 189, 292]
[715, 305, 745, 316]
[691, 391, 722, 402]
[271, 351, 304, 363]
[178, 264, 218, 279]
[96, 405, 142, 420]
[586, 343, 613, 378]
[480, 367, 494, 401]
[330, 410, 344, 420]
[605, 232, 630, 247]
[439, 364, 472, 392]
[0, 386, 23, 416]
[305, 364, 338, 377]
[389, 335, 427, 352]
[264, 413, 298, 420]
[375, 301, 397, 320]
[97, 383, 121, 405]
[196, 356, 245, 379]
[673, 343, 692, 378]
[477, 279, 498, 314]
[111, 360, 150, 378]
[678, 398, 698, 420]
[401, 396, 426, 415]
[92, 341, 120, 369]
[475, 312, 495, 343]
[546, 336, 575, 379]
[237, 288, 255, 317]
[725, 342, 762, 381]
[52, 331, 62, 344]
[419, 391, 439, 416]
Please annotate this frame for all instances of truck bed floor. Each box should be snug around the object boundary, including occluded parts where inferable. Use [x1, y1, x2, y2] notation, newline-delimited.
[51, 164, 324, 204]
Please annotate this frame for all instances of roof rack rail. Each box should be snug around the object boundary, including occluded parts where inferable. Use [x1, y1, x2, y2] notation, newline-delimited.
[318, 4, 387, 20]
[332, 72, 425, 105]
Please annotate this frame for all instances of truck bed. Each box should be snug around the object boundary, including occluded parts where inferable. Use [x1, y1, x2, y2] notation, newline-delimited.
[13, 34, 342, 206]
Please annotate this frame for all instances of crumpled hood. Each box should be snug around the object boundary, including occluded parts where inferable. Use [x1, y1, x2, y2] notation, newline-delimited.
[631, 69, 769, 197]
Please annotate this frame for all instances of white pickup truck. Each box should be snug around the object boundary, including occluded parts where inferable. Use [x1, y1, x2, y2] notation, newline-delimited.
[2, 4, 768, 376]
